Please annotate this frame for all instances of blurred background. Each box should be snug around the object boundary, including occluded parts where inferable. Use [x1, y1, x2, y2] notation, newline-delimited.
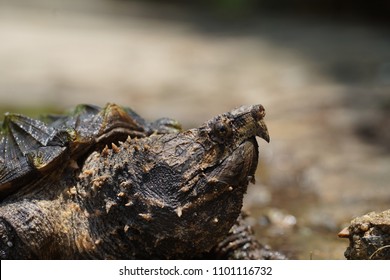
[1, 0, 389, 259]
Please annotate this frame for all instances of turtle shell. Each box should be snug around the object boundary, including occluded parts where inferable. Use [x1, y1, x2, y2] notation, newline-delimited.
[46, 104, 153, 153]
[0, 113, 69, 198]
[0, 103, 181, 199]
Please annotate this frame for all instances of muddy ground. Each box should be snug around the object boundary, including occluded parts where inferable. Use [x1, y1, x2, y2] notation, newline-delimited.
[1, 0, 389, 259]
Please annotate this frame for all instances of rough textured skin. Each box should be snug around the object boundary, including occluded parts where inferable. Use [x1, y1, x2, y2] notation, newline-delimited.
[206, 213, 287, 260]
[0, 104, 281, 259]
[339, 210, 390, 260]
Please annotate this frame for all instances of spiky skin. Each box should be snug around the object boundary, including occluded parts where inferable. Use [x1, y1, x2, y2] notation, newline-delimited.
[0, 104, 276, 259]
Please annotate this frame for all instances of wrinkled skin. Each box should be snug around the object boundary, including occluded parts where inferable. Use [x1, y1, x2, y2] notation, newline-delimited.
[0, 105, 277, 259]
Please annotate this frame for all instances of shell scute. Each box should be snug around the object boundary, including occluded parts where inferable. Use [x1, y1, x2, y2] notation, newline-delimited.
[0, 114, 67, 196]
[0, 113, 71, 198]
[0, 103, 182, 199]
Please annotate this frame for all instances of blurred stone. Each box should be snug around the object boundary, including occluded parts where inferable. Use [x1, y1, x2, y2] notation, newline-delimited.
[340, 210, 390, 260]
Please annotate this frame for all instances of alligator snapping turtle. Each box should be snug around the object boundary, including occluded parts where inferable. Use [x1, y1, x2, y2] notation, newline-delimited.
[0, 103, 282, 259]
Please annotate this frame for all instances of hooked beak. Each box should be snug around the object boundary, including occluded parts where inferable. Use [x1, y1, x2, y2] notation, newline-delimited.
[258, 119, 270, 143]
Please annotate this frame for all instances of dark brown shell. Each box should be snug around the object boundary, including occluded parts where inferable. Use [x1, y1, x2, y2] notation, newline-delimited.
[0, 103, 181, 199]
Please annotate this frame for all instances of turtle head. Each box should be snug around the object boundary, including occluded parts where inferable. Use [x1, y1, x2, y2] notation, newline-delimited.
[79, 105, 269, 258]
[205, 104, 270, 144]
[124, 105, 269, 257]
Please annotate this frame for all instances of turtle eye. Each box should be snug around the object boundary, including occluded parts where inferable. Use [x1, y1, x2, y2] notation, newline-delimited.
[210, 118, 232, 144]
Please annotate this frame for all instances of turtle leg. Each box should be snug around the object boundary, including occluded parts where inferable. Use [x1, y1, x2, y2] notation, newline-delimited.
[207, 213, 287, 260]
[0, 218, 36, 259]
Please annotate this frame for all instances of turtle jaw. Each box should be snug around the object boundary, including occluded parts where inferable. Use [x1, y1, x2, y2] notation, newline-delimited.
[129, 105, 265, 256]
[207, 138, 259, 190]
[149, 104, 268, 219]
[136, 137, 260, 257]
[177, 137, 259, 217]
[257, 119, 270, 143]
[230, 104, 270, 144]
[163, 105, 267, 253]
